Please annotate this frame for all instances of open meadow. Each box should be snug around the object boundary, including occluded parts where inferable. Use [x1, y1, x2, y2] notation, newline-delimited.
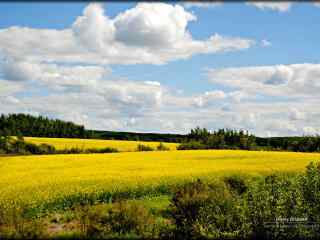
[1, 149, 319, 214]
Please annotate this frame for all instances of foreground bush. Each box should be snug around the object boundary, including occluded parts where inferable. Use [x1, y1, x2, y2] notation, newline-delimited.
[168, 164, 320, 240]
[223, 175, 248, 195]
[82, 201, 156, 238]
[0, 205, 45, 239]
[299, 162, 320, 237]
[246, 175, 306, 239]
[245, 163, 320, 239]
[169, 179, 249, 239]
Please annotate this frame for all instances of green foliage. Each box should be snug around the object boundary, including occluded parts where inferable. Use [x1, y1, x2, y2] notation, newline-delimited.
[93, 129, 186, 143]
[0, 205, 45, 239]
[246, 175, 306, 239]
[181, 127, 320, 152]
[156, 142, 170, 151]
[82, 201, 156, 238]
[177, 141, 207, 150]
[169, 179, 249, 239]
[167, 165, 320, 239]
[299, 162, 320, 227]
[0, 134, 119, 155]
[0, 113, 89, 139]
[0, 113, 186, 142]
[189, 127, 211, 141]
[223, 175, 248, 195]
[86, 147, 119, 153]
[136, 144, 154, 152]
[180, 128, 257, 151]
[0, 134, 59, 155]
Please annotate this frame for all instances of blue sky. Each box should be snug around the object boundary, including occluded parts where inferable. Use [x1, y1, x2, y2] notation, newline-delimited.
[0, 2, 319, 136]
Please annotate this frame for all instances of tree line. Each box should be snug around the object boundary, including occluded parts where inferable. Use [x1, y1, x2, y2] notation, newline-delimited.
[0, 113, 89, 138]
[1, 113, 320, 153]
[0, 113, 185, 142]
[178, 127, 320, 152]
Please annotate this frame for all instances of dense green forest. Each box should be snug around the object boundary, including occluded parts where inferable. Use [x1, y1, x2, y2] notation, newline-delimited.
[1, 113, 320, 153]
[180, 127, 320, 152]
[0, 113, 185, 142]
[92, 130, 185, 142]
[0, 113, 89, 138]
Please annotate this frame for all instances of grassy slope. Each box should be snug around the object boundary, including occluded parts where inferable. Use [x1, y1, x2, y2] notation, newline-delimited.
[23, 137, 178, 151]
[1, 150, 320, 211]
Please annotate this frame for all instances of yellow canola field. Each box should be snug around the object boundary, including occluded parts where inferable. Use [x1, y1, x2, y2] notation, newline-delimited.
[1, 150, 320, 209]
[24, 137, 178, 151]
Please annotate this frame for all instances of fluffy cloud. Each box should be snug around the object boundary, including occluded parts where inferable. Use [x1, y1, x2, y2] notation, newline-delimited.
[144, 81, 161, 86]
[202, 63, 320, 136]
[72, 3, 115, 51]
[113, 3, 196, 47]
[1, 3, 319, 137]
[0, 3, 254, 65]
[207, 63, 320, 97]
[0, 77, 25, 93]
[98, 80, 163, 115]
[192, 90, 253, 108]
[1, 59, 110, 90]
[246, 2, 292, 12]
[183, 2, 223, 9]
[2, 58, 319, 136]
[1, 84, 319, 136]
[193, 90, 226, 107]
[0, 56, 164, 125]
[314, 2, 320, 7]
[289, 108, 305, 121]
[303, 127, 320, 136]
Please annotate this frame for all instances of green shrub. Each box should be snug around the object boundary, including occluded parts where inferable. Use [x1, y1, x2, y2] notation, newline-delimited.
[83, 201, 156, 238]
[65, 147, 83, 154]
[298, 162, 320, 237]
[300, 162, 320, 219]
[136, 144, 154, 152]
[10, 139, 29, 154]
[106, 202, 155, 236]
[223, 175, 248, 195]
[169, 179, 249, 239]
[157, 142, 170, 151]
[38, 143, 56, 154]
[86, 147, 118, 153]
[0, 205, 45, 239]
[0, 136, 57, 155]
[177, 141, 207, 150]
[246, 174, 308, 239]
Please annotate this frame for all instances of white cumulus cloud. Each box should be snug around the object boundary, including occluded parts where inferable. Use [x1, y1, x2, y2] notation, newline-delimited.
[183, 2, 223, 9]
[207, 63, 320, 97]
[0, 3, 255, 65]
[246, 2, 292, 12]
